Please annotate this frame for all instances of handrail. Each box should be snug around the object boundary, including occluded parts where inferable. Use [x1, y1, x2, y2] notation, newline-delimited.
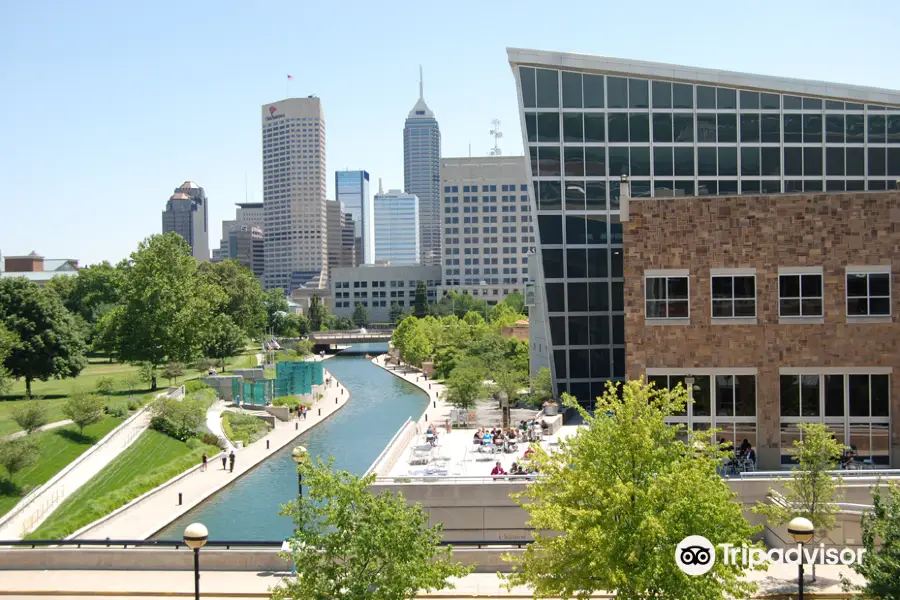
[737, 469, 900, 479]
[365, 417, 412, 476]
[0, 538, 534, 549]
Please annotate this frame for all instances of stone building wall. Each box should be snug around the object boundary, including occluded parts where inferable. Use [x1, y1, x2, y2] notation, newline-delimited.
[623, 191, 900, 469]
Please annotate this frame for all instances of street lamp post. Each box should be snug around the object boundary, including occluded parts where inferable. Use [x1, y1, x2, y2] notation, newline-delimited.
[292, 445, 308, 497]
[183, 523, 208, 600]
[788, 516, 815, 600]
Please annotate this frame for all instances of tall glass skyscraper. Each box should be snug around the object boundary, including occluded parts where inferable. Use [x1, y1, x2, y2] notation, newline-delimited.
[404, 68, 441, 266]
[509, 47, 900, 405]
[374, 189, 420, 264]
[335, 169, 371, 264]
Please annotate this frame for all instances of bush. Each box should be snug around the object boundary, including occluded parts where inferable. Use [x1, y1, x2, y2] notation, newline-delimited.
[162, 361, 185, 385]
[64, 392, 106, 434]
[272, 395, 312, 408]
[185, 438, 201, 450]
[106, 405, 128, 419]
[95, 377, 117, 397]
[200, 432, 220, 446]
[222, 412, 269, 446]
[12, 400, 49, 435]
[150, 396, 208, 441]
[126, 399, 140, 411]
[184, 380, 212, 394]
[195, 357, 216, 372]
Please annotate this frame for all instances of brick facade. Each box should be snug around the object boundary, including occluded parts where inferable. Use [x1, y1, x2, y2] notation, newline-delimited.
[624, 191, 900, 469]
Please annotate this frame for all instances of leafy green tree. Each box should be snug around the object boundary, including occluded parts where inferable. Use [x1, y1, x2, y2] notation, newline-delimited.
[273, 458, 471, 600]
[443, 356, 486, 411]
[149, 395, 208, 441]
[390, 316, 418, 362]
[308, 295, 327, 331]
[489, 301, 526, 329]
[203, 314, 246, 372]
[430, 290, 489, 318]
[0, 323, 16, 395]
[495, 290, 526, 315]
[199, 259, 266, 336]
[264, 288, 290, 332]
[528, 366, 553, 407]
[46, 262, 121, 353]
[843, 483, 900, 599]
[12, 401, 49, 435]
[505, 380, 760, 600]
[95, 376, 117, 399]
[293, 339, 314, 357]
[351, 302, 369, 327]
[104, 233, 214, 390]
[490, 364, 528, 408]
[413, 280, 429, 318]
[389, 301, 404, 324]
[754, 421, 843, 580]
[402, 325, 433, 368]
[433, 346, 461, 379]
[0, 439, 39, 482]
[0, 277, 88, 396]
[62, 392, 105, 435]
[332, 315, 354, 330]
[162, 361, 186, 385]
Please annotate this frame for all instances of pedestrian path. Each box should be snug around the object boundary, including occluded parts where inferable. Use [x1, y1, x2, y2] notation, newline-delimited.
[77, 368, 350, 540]
[372, 355, 451, 429]
[0, 563, 866, 598]
[205, 400, 235, 451]
[1, 419, 73, 442]
[0, 407, 151, 540]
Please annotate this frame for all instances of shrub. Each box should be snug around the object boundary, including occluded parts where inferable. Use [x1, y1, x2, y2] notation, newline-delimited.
[222, 412, 269, 445]
[12, 400, 49, 435]
[150, 396, 208, 441]
[0, 439, 39, 481]
[200, 432, 220, 446]
[106, 405, 128, 419]
[95, 377, 117, 397]
[126, 399, 140, 411]
[272, 395, 312, 408]
[184, 380, 212, 394]
[162, 361, 185, 385]
[64, 392, 106, 434]
[185, 438, 201, 450]
[195, 357, 216, 372]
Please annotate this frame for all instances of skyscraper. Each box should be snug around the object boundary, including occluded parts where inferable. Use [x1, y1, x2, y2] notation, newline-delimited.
[403, 67, 441, 266]
[261, 97, 328, 292]
[374, 186, 420, 264]
[325, 199, 356, 271]
[162, 181, 209, 261]
[335, 169, 371, 264]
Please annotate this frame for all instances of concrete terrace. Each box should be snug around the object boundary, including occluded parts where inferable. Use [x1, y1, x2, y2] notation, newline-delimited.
[75, 363, 349, 540]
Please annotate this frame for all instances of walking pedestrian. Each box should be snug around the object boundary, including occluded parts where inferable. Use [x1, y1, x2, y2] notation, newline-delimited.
[288, 406, 293, 420]
[221, 454, 227, 470]
[302, 406, 307, 419]
[229, 450, 235, 473]
[201, 453, 208, 472]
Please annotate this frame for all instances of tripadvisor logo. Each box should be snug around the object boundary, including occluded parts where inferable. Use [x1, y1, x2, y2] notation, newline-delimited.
[675, 535, 865, 576]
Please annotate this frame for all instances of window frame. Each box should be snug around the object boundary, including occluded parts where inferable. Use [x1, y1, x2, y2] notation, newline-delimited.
[644, 271, 690, 323]
[778, 268, 824, 320]
[710, 270, 757, 321]
[845, 266, 892, 319]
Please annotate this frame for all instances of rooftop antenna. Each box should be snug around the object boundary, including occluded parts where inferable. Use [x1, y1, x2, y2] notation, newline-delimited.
[468, 142, 471, 157]
[419, 65, 424, 100]
[378, 178, 384, 194]
[244, 172, 248, 203]
[490, 119, 503, 156]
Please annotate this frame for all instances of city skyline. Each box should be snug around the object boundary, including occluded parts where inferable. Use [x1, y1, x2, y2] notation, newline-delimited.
[2, 0, 899, 265]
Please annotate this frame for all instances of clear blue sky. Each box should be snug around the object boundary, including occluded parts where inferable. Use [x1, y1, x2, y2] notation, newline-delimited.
[2, 0, 898, 265]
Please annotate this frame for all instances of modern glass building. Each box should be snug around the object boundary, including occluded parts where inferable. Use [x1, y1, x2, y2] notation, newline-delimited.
[509, 47, 900, 405]
[374, 189, 420, 264]
[162, 181, 209, 261]
[335, 169, 371, 264]
[404, 69, 442, 267]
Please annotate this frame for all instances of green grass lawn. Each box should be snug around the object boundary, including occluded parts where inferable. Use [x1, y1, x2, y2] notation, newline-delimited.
[0, 417, 123, 517]
[29, 430, 219, 539]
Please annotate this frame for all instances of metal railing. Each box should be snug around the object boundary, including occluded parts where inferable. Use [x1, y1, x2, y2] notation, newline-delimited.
[18, 487, 64, 537]
[376, 474, 543, 485]
[736, 468, 900, 480]
[0, 538, 534, 550]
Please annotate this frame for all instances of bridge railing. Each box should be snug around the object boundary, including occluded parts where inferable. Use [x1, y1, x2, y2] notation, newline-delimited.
[0, 538, 533, 550]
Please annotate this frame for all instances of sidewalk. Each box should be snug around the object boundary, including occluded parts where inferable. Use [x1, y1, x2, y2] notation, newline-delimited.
[78, 368, 350, 540]
[1, 418, 73, 441]
[0, 408, 150, 540]
[0, 564, 866, 598]
[372, 355, 452, 429]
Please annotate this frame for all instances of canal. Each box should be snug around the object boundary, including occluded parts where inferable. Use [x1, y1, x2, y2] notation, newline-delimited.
[155, 343, 428, 540]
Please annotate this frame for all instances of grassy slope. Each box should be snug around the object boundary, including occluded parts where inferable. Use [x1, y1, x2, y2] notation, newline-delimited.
[0, 417, 123, 517]
[29, 430, 218, 539]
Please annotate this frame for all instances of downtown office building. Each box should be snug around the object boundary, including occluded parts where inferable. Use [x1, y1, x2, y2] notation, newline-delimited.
[404, 73, 442, 267]
[509, 48, 900, 416]
[335, 169, 372, 265]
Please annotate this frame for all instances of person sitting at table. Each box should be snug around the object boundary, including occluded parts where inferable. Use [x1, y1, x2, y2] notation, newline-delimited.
[510, 462, 524, 476]
[739, 438, 751, 456]
[425, 424, 436, 447]
[482, 431, 493, 449]
[493, 432, 505, 451]
[840, 447, 855, 469]
[473, 429, 483, 443]
[745, 444, 756, 464]
[491, 461, 506, 479]
[519, 420, 528, 432]
[523, 444, 535, 458]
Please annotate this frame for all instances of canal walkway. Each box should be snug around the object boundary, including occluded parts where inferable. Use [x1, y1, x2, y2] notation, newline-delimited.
[74, 368, 350, 540]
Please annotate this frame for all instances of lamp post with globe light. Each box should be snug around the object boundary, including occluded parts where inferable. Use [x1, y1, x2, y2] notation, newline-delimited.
[183, 523, 208, 600]
[292, 445, 308, 497]
[788, 516, 815, 600]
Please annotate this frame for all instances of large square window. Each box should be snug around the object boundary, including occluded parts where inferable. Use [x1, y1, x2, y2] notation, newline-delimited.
[717, 114, 737, 143]
[716, 375, 756, 417]
[846, 271, 891, 316]
[697, 86, 716, 109]
[673, 114, 693, 142]
[537, 113, 559, 142]
[629, 79, 649, 109]
[538, 147, 561, 177]
[674, 147, 695, 176]
[645, 275, 689, 319]
[584, 147, 606, 177]
[586, 182, 606, 210]
[712, 275, 756, 318]
[698, 147, 717, 176]
[740, 113, 760, 142]
[673, 83, 693, 108]
[583, 74, 604, 108]
[535, 69, 559, 108]
[584, 113, 605, 143]
[717, 87, 736, 109]
[652, 81, 672, 109]
[607, 114, 628, 143]
[629, 114, 650, 143]
[565, 181, 586, 210]
[538, 214, 562, 244]
[607, 77, 628, 108]
[563, 113, 583, 142]
[779, 273, 823, 317]
[653, 113, 673, 142]
[654, 147, 674, 176]
[740, 91, 759, 109]
[561, 71, 582, 108]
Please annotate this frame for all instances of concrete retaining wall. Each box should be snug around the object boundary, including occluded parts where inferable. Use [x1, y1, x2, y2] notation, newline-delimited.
[201, 376, 242, 402]
[369, 419, 420, 476]
[0, 547, 521, 573]
[265, 406, 291, 421]
[233, 368, 264, 382]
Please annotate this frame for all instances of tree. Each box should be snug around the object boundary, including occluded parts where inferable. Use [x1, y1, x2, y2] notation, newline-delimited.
[505, 380, 760, 600]
[12, 401, 49, 435]
[62, 392, 105, 435]
[162, 361, 186, 385]
[0, 439, 39, 482]
[754, 421, 843, 581]
[390, 316, 418, 362]
[389, 302, 404, 325]
[95, 376, 117, 399]
[308, 295, 326, 331]
[332, 315, 354, 330]
[402, 326, 432, 368]
[273, 458, 470, 600]
[104, 233, 214, 390]
[202, 314, 246, 372]
[528, 366, 553, 407]
[0, 277, 88, 396]
[413, 280, 429, 318]
[199, 260, 266, 336]
[495, 290, 526, 315]
[46, 262, 121, 354]
[0, 323, 16, 395]
[264, 288, 290, 333]
[443, 357, 486, 411]
[490, 364, 528, 408]
[351, 302, 369, 328]
[843, 483, 900, 599]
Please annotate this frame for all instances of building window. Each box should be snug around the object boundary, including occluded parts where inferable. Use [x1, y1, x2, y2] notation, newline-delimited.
[711, 275, 755, 318]
[644, 275, 689, 319]
[846, 270, 891, 316]
[778, 273, 823, 317]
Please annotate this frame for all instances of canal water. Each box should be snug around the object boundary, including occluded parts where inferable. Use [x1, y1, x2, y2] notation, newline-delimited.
[155, 343, 428, 541]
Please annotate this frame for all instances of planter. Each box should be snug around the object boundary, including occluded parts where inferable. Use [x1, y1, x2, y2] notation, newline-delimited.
[543, 404, 559, 416]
